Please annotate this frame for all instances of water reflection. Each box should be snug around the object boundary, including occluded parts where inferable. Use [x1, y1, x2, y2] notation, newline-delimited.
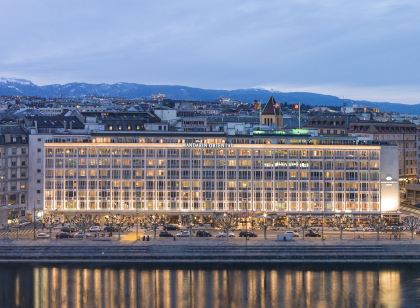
[0, 266, 418, 308]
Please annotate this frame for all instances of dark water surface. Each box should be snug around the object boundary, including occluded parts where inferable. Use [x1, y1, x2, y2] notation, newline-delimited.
[1, 265, 419, 308]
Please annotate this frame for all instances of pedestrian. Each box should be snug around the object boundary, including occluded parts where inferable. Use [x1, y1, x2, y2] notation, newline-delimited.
[146, 235, 150, 241]
[142, 235, 146, 241]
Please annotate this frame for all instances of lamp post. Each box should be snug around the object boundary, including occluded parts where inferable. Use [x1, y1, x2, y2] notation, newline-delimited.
[223, 212, 228, 242]
[321, 205, 324, 241]
[263, 212, 267, 240]
[189, 214, 193, 241]
[136, 204, 139, 241]
[152, 214, 157, 239]
[33, 203, 36, 240]
[117, 214, 121, 241]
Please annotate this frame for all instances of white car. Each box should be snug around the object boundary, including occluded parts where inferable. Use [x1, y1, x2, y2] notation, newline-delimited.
[289, 231, 300, 237]
[36, 232, 50, 239]
[363, 227, 375, 232]
[89, 226, 101, 232]
[175, 230, 191, 237]
[216, 232, 235, 238]
[278, 231, 296, 241]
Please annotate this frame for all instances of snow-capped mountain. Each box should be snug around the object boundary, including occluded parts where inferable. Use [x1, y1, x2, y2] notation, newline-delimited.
[0, 77, 419, 113]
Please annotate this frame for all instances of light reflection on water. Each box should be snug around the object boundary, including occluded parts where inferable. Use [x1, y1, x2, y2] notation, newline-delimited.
[0, 266, 419, 308]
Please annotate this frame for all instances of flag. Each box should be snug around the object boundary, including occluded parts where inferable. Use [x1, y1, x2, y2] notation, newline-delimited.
[292, 103, 300, 110]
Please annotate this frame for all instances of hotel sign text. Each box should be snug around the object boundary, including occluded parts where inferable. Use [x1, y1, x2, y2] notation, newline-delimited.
[185, 143, 232, 148]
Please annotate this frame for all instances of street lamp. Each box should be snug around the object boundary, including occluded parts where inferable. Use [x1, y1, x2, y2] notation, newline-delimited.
[263, 212, 268, 240]
[33, 203, 36, 241]
[152, 214, 157, 239]
[136, 204, 139, 241]
[321, 204, 324, 240]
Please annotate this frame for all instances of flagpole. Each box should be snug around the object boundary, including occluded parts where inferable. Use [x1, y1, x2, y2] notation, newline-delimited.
[298, 102, 301, 129]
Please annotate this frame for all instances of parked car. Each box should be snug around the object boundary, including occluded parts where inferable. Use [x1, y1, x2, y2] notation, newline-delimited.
[61, 226, 77, 233]
[56, 232, 74, 239]
[176, 230, 191, 237]
[279, 231, 296, 241]
[89, 226, 101, 232]
[19, 221, 31, 227]
[73, 232, 92, 239]
[216, 232, 235, 238]
[36, 232, 50, 239]
[196, 230, 212, 237]
[164, 224, 180, 231]
[305, 230, 321, 237]
[239, 231, 257, 238]
[286, 230, 299, 237]
[159, 231, 174, 237]
[104, 225, 119, 232]
[363, 227, 375, 232]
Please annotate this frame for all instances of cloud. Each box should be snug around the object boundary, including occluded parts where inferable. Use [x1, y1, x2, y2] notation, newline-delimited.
[0, 0, 419, 103]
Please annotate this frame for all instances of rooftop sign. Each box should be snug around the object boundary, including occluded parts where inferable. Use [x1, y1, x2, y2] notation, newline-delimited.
[185, 142, 232, 148]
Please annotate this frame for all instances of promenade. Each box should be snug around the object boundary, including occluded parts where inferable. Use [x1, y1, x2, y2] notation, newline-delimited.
[1, 239, 419, 266]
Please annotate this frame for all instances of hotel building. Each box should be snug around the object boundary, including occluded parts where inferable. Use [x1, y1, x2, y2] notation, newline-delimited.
[39, 131, 399, 216]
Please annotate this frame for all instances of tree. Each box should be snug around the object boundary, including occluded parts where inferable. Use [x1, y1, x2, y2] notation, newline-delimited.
[402, 216, 420, 240]
[145, 214, 160, 239]
[216, 213, 237, 240]
[73, 214, 96, 238]
[297, 215, 312, 240]
[180, 214, 194, 240]
[257, 213, 269, 240]
[333, 215, 352, 240]
[367, 215, 385, 241]
[104, 214, 128, 240]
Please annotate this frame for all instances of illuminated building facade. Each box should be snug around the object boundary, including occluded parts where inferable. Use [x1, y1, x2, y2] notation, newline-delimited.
[42, 132, 399, 215]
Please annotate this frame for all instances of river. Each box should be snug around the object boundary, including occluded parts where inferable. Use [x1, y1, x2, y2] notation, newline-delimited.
[1, 265, 419, 307]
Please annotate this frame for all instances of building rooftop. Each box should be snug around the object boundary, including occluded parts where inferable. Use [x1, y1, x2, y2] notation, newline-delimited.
[261, 96, 282, 116]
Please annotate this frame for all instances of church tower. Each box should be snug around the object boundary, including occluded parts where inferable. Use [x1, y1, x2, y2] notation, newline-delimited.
[261, 96, 283, 129]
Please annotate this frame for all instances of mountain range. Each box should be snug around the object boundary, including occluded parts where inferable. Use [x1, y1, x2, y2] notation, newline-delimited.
[0, 77, 417, 114]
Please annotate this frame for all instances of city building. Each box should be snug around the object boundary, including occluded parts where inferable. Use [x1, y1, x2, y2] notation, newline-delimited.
[40, 131, 399, 218]
[349, 121, 417, 179]
[306, 116, 417, 179]
[306, 115, 353, 136]
[404, 183, 420, 206]
[0, 125, 28, 226]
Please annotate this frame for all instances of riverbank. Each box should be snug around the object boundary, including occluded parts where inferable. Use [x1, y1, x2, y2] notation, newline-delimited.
[0, 240, 419, 266]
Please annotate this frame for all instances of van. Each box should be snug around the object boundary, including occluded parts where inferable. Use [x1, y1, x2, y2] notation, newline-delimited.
[277, 231, 294, 241]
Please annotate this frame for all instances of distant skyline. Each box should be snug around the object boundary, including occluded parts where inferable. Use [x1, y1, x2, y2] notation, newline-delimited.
[1, 0, 419, 103]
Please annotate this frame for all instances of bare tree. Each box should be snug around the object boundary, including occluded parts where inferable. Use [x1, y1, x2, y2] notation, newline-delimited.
[298, 215, 312, 240]
[257, 214, 269, 240]
[145, 214, 160, 239]
[333, 215, 352, 240]
[73, 214, 96, 238]
[216, 213, 237, 240]
[367, 215, 385, 241]
[402, 216, 420, 240]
